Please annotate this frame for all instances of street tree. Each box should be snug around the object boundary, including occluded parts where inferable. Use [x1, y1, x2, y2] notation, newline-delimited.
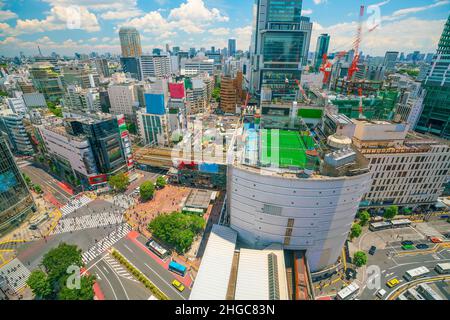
[57, 274, 96, 300]
[108, 173, 129, 192]
[353, 251, 368, 267]
[27, 270, 52, 299]
[42, 243, 83, 283]
[358, 210, 370, 226]
[350, 223, 362, 240]
[140, 181, 155, 201]
[156, 176, 166, 189]
[384, 205, 398, 220]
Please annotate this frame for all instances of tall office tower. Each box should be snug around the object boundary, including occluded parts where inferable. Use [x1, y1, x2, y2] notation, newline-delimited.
[29, 62, 64, 102]
[0, 136, 35, 234]
[228, 38, 237, 57]
[313, 33, 330, 72]
[119, 27, 142, 58]
[249, 0, 312, 101]
[108, 83, 137, 122]
[415, 15, 450, 139]
[139, 54, 172, 79]
[382, 51, 398, 73]
[95, 58, 110, 78]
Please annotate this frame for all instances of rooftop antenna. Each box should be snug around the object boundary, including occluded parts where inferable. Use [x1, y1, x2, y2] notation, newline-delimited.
[38, 45, 43, 56]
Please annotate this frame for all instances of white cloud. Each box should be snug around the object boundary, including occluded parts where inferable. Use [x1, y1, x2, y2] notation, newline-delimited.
[209, 27, 230, 36]
[302, 9, 313, 15]
[100, 9, 143, 20]
[383, 0, 449, 21]
[311, 17, 444, 56]
[2, 5, 100, 36]
[0, 9, 17, 21]
[169, 0, 228, 23]
[313, 0, 327, 4]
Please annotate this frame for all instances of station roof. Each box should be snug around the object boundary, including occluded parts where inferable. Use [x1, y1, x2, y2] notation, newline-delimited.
[189, 225, 237, 300]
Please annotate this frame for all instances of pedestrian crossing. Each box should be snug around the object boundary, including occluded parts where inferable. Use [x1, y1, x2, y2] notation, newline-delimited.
[60, 195, 92, 217]
[52, 212, 124, 235]
[16, 160, 32, 168]
[111, 194, 136, 210]
[82, 224, 131, 264]
[103, 253, 137, 282]
[0, 258, 31, 294]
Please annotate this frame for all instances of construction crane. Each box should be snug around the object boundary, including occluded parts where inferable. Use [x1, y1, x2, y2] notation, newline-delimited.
[319, 51, 347, 86]
[347, 5, 365, 81]
[295, 79, 311, 103]
[357, 87, 366, 119]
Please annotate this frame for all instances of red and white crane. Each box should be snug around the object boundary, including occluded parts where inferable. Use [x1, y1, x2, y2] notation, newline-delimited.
[347, 5, 365, 80]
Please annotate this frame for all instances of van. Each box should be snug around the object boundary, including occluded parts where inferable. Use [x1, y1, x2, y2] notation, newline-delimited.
[376, 289, 386, 299]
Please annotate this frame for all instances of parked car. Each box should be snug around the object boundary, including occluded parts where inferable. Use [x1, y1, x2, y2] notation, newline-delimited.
[368, 246, 377, 255]
[401, 240, 414, 246]
[402, 244, 415, 250]
[430, 237, 443, 243]
[376, 289, 387, 299]
[416, 243, 429, 250]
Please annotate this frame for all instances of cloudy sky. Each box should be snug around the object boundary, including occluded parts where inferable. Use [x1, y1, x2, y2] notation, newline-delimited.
[0, 0, 448, 57]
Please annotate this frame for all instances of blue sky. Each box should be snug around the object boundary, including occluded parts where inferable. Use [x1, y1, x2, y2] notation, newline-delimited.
[0, 0, 449, 57]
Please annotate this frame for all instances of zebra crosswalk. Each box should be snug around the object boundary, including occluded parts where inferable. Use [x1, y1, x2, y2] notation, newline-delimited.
[60, 195, 92, 216]
[103, 253, 137, 282]
[52, 212, 124, 235]
[0, 258, 31, 294]
[82, 224, 131, 264]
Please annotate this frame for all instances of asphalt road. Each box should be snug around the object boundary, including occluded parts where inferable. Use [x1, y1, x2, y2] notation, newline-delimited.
[359, 242, 450, 299]
[21, 164, 73, 205]
[87, 255, 152, 300]
[113, 236, 190, 300]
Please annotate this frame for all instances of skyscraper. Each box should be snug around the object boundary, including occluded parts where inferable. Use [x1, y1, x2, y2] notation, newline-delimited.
[228, 38, 236, 57]
[249, 0, 312, 101]
[382, 51, 398, 73]
[119, 27, 142, 58]
[415, 15, 450, 139]
[313, 33, 330, 72]
[0, 136, 35, 233]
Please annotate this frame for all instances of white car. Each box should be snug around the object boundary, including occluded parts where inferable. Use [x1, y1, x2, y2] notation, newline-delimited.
[376, 289, 387, 299]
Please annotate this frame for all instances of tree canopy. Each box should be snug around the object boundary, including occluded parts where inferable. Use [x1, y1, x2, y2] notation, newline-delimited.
[140, 180, 155, 201]
[108, 173, 130, 192]
[353, 251, 368, 267]
[383, 205, 398, 220]
[350, 223, 362, 240]
[156, 176, 166, 189]
[27, 243, 94, 300]
[148, 211, 205, 253]
[358, 210, 370, 226]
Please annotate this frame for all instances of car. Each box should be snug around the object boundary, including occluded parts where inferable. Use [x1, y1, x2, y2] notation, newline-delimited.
[368, 246, 377, 255]
[430, 237, 443, 243]
[386, 278, 400, 288]
[416, 243, 429, 250]
[401, 240, 414, 246]
[402, 244, 415, 250]
[172, 279, 185, 292]
[29, 224, 38, 230]
[376, 289, 387, 299]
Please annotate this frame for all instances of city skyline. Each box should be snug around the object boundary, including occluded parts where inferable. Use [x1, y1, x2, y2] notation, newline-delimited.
[0, 0, 448, 57]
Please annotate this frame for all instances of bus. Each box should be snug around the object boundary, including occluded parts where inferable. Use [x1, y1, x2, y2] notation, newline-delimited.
[390, 219, 411, 229]
[435, 262, 450, 274]
[369, 221, 392, 232]
[417, 283, 444, 300]
[404, 266, 430, 281]
[405, 288, 425, 301]
[396, 293, 408, 300]
[335, 282, 359, 300]
[146, 239, 170, 259]
[168, 261, 187, 277]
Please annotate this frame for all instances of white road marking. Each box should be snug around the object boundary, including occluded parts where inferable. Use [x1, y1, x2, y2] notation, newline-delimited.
[143, 262, 185, 300]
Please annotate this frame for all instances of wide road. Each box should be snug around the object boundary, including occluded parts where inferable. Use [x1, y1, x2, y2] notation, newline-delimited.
[21, 164, 72, 205]
[86, 254, 153, 300]
[113, 237, 190, 300]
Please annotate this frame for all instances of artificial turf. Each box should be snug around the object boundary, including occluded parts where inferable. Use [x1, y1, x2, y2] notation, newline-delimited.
[260, 129, 315, 168]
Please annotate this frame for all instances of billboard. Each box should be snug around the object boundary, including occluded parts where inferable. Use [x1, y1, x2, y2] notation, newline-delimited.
[88, 174, 108, 185]
[169, 83, 185, 99]
[0, 171, 18, 192]
[145, 93, 165, 115]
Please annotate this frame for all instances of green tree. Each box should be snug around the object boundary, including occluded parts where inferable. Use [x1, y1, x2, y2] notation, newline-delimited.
[27, 270, 52, 299]
[350, 223, 362, 240]
[33, 184, 43, 194]
[358, 210, 370, 226]
[140, 180, 155, 201]
[42, 243, 83, 283]
[57, 274, 96, 300]
[22, 173, 32, 186]
[0, 91, 8, 97]
[148, 211, 206, 253]
[212, 87, 221, 102]
[108, 173, 129, 192]
[353, 251, 368, 267]
[384, 205, 398, 220]
[126, 122, 137, 134]
[156, 176, 166, 189]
